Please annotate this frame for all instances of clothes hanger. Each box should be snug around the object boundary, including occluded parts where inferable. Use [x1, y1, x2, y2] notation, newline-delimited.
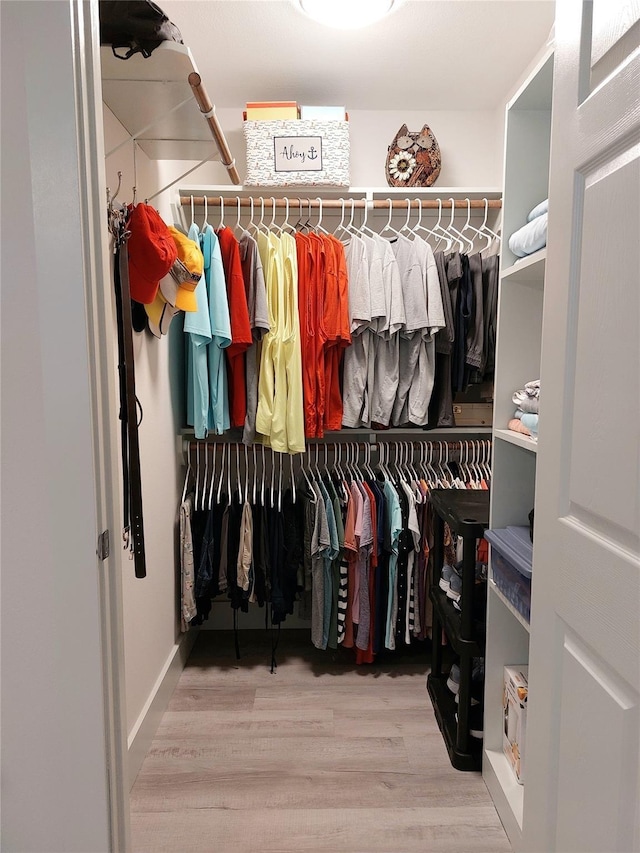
[181, 445, 193, 506]
[480, 198, 501, 247]
[460, 198, 485, 253]
[260, 444, 266, 506]
[234, 196, 242, 235]
[358, 197, 376, 238]
[202, 440, 209, 509]
[445, 198, 469, 252]
[252, 444, 257, 505]
[216, 443, 226, 504]
[194, 441, 202, 510]
[398, 198, 414, 236]
[227, 441, 232, 502]
[345, 199, 359, 237]
[190, 195, 196, 230]
[268, 197, 278, 233]
[202, 194, 210, 232]
[315, 197, 330, 235]
[430, 198, 453, 251]
[289, 453, 296, 504]
[379, 198, 401, 238]
[277, 451, 283, 512]
[235, 442, 242, 505]
[333, 198, 349, 240]
[218, 196, 226, 231]
[270, 448, 276, 509]
[243, 444, 249, 506]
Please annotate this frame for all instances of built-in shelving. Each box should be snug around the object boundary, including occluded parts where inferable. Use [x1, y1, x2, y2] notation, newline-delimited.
[483, 44, 553, 852]
[489, 579, 531, 633]
[501, 248, 546, 286]
[494, 428, 538, 453]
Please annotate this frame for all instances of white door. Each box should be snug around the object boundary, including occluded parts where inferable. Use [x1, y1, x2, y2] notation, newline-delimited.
[523, 2, 640, 851]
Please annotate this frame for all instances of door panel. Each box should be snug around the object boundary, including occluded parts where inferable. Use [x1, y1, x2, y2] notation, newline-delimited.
[555, 631, 639, 852]
[523, 1, 640, 850]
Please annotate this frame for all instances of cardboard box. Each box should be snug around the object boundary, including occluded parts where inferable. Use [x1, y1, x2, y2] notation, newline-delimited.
[245, 101, 299, 120]
[503, 665, 528, 784]
[300, 105, 346, 121]
[243, 119, 350, 188]
[453, 402, 493, 426]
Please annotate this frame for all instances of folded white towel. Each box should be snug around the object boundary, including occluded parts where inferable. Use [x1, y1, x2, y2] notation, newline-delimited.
[509, 213, 548, 258]
[527, 199, 548, 222]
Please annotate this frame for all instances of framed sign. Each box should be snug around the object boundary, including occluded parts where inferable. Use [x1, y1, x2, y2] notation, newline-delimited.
[274, 136, 323, 172]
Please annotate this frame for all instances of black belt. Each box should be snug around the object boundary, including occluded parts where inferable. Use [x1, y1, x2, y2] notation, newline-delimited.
[113, 230, 146, 578]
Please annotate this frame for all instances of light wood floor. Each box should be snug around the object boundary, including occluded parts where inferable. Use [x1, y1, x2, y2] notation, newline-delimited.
[130, 630, 510, 853]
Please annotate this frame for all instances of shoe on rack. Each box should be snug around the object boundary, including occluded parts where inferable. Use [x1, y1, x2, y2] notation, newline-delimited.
[454, 704, 484, 739]
[453, 657, 485, 705]
[446, 572, 462, 602]
[446, 663, 460, 695]
[439, 564, 456, 593]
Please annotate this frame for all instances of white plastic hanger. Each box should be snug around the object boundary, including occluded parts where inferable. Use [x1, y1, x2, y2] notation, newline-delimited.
[359, 198, 376, 238]
[234, 196, 242, 234]
[190, 195, 196, 230]
[278, 452, 283, 512]
[244, 444, 249, 506]
[181, 446, 193, 506]
[445, 198, 470, 252]
[216, 442, 226, 504]
[218, 196, 225, 231]
[315, 197, 330, 235]
[202, 194, 210, 231]
[480, 198, 501, 246]
[379, 198, 401, 238]
[252, 444, 258, 505]
[460, 198, 485, 252]
[398, 198, 414, 236]
[431, 198, 453, 251]
[268, 197, 278, 233]
[207, 446, 217, 510]
[202, 442, 209, 509]
[260, 444, 266, 506]
[194, 441, 202, 510]
[290, 453, 296, 504]
[333, 198, 349, 240]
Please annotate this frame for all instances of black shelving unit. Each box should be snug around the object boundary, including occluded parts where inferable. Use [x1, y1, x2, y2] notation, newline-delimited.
[427, 489, 490, 771]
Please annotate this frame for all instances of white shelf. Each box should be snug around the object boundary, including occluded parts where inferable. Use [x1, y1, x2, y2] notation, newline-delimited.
[101, 43, 219, 161]
[489, 579, 531, 633]
[484, 748, 525, 844]
[501, 248, 546, 286]
[494, 428, 538, 454]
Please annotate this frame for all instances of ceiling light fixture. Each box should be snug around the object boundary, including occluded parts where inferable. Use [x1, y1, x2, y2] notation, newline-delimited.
[298, 0, 397, 30]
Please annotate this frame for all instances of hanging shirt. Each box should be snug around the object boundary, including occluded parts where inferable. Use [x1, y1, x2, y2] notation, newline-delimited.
[216, 227, 252, 427]
[279, 231, 305, 453]
[389, 235, 426, 426]
[239, 230, 270, 444]
[185, 223, 213, 439]
[295, 231, 318, 438]
[324, 235, 351, 431]
[341, 235, 372, 428]
[203, 226, 233, 434]
[255, 230, 280, 443]
[384, 480, 403, 650]
[369, 236, 404, 426]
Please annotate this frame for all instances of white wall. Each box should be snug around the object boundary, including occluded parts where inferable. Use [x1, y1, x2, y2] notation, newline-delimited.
[151, 106, 503, 189]
[1, 2, 112, 849]
[104, 107, 192, 744]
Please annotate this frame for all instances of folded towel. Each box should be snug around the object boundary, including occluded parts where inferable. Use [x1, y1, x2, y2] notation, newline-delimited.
[513, 390, 540, 414]
[527, 199, 549, 222]
[508, 213, 548, 258]
[515, 409, 539, 436]
[508, 418, 532, 436]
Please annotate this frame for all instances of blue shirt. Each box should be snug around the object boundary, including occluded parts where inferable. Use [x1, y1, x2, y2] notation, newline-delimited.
[185, 223, 212, 439]
[201, 225, 232, 434]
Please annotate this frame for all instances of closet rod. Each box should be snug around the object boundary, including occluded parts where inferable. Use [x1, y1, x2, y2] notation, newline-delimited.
[187, 73, 241, 186]
[179, 196, 502, 210]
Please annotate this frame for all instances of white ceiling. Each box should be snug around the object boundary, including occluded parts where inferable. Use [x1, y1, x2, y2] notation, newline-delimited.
[160, 0, 555, 111]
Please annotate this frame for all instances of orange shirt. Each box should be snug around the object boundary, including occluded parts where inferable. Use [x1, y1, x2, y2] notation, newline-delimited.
[295, 232, 318, 439]
[216, 227, 252, 427]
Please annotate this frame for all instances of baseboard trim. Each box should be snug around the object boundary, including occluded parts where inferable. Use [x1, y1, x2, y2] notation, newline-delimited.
[127, 629, 198, 789]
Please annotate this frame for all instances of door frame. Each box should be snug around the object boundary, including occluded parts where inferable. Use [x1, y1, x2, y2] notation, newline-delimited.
[71, 0, 130, 848]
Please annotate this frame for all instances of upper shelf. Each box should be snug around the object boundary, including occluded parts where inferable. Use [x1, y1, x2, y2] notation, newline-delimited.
[501, 248, 546, 287]
[101, 42, 222, 162]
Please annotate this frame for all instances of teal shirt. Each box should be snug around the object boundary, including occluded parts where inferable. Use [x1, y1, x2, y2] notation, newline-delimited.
[384, 480, 402, 649]
[185, 223, 212, 439]
[201, 225, 232, 434]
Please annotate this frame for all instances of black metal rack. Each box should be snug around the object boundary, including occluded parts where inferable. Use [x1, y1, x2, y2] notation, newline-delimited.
[427, 489, 490, 771]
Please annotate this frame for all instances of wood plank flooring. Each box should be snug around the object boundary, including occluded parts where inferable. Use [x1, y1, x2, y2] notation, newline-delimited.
[130, 631, 510, 853]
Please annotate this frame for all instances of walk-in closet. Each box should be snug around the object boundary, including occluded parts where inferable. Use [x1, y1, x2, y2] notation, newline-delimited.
[2, 1, 639, 852]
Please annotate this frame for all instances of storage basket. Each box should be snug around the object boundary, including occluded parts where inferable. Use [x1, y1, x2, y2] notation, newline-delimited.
[243, 119, 350, 188]
[485, 526, 533, 622]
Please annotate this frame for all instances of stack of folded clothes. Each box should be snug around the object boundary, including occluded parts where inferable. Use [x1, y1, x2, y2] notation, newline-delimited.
[508, 379, 539, 439]
[508, 199, 548, 258]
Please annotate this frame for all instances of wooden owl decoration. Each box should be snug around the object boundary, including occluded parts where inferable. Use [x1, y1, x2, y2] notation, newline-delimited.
[385, 123, 441, 187]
